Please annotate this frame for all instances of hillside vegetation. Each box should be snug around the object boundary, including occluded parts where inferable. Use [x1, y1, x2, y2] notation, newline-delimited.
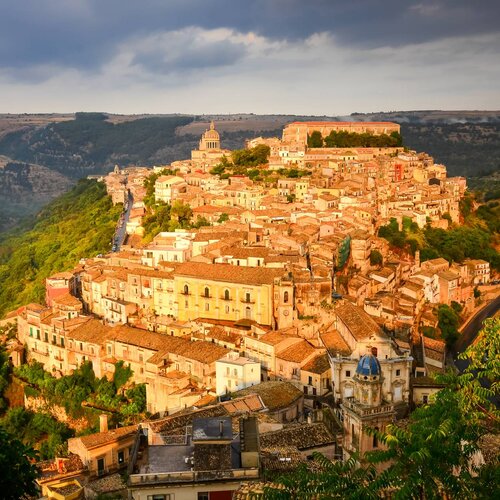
[0, 113, 194, 178]
[0, 179, 121, 317]
[377, 195, 500, 270]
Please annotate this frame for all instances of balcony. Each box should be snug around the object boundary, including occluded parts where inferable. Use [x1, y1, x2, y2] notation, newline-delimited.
[129, 467, 259, 485]
[240, 298, 255, 304]
[342, 397, 394, 418]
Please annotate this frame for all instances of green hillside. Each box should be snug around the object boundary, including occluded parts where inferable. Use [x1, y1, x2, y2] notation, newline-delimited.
[0, 179, 121, 317]
[0, 113, 195, 178]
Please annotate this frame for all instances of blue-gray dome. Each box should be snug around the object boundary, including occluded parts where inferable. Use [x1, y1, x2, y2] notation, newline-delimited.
[356, 354, 381, 376]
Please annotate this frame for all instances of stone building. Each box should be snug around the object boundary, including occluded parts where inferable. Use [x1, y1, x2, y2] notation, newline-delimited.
[191, 121, 231, 167]
[341, 352, 395, 461]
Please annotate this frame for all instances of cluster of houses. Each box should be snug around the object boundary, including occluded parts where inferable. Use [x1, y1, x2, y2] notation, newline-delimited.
[5, 120, 494, 499]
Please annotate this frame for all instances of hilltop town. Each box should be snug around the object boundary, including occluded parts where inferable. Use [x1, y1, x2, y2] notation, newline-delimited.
[1, 121, 498, 498]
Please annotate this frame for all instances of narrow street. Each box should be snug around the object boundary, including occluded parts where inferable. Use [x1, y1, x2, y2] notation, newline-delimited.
[112, 190, 133, 252]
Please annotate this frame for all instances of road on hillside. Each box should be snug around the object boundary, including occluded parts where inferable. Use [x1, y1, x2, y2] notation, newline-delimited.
[453, 295, 500, 373]
[113, 190, 133, 252]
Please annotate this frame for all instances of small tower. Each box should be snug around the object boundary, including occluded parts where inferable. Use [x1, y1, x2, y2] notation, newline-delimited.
[341, 348, 395, 461]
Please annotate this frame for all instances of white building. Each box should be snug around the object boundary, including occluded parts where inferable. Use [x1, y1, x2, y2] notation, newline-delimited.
[216, 352, 261, 395]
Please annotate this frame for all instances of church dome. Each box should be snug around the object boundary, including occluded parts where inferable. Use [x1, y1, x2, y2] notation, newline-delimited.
[203, 121, 220, 140]
[356, 354, 381, 377]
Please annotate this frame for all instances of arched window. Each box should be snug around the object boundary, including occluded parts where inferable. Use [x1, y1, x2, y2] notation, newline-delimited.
[245, 306, 252, 319]
[183, 284, 189, 295]
[204, 286, 210, 298]
[284, 291, 289, 303]
[224, 289, 230, 301]
[373, 427, 379, 448]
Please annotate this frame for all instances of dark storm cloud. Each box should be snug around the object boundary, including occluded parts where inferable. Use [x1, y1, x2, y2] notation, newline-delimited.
[0, 0, 498, 75]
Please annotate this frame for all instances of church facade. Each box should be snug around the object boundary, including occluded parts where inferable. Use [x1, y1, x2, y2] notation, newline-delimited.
[191, 121, 231, 168]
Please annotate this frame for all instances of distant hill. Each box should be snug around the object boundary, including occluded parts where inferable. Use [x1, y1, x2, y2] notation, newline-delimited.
[0, 110, 499, 232]
[0, 179, 121, 317]
[0, 160, 73, 232]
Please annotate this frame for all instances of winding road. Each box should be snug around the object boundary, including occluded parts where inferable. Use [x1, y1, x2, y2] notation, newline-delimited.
[453, 295, 500, 373]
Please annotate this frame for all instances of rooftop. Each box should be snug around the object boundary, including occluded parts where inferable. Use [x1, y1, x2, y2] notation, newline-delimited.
[233, 381, 303, 412]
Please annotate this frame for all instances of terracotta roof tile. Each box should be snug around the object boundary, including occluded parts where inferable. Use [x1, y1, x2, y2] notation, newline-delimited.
[301, 353, 331, 374]
[234, 381, 302, 412]
[72, 425, 138, 450]
[335, 301, 383, 341]
[276, 340, 317, 364]
[174, 262, 285, 285]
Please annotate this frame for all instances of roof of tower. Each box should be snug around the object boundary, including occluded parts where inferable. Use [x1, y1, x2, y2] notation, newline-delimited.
[203, 121, 220, 140]
[356, 354, 381, 377]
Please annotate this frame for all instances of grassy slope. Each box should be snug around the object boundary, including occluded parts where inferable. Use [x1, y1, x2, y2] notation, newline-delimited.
[0, 179, 121, 317]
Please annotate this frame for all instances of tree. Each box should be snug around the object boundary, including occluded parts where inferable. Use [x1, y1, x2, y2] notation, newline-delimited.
[437, 304, 460, 347]
[264, 454, 379, 499]
[369, 249, 383, 266]
[113, 360, 133, 390]
[0, 427, 39, 499]
[217, 213, 229, 224]
[269, 318, 499, 499]
[307, 131, 323, 148]
[367, 317, 500, 499]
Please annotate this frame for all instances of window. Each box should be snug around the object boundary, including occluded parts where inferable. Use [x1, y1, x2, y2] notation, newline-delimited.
[107, 345, 111, 354]
[245, 292, 251, 303]
[148, 495, 171, 500]
[308, 376, 313, 385]
[226, 367, 230, 375]
[52, 335, 57, 345]
[396, 369, 400, 377]
[225, 305, 230, 313]
[80, 342, 83, 351]
[183, 284, 189, 295]
[346, 370, 351, 377]
[224, 289, 230, 301]
[37, 330, 41, 340]
[233, 368, 238, 376]
[29, 327, 33, 337]
[118, 450, 125, 464]
[198, 493, 209, 500]
[205, 303, 210, 311]
[422, 394, 429, 404]
[44, 332, 48, 342]
[245, 306, 252, 319]
[60, 338, 65, 348]
[284, 291, 289, 303]
[204, 287, 210, 298]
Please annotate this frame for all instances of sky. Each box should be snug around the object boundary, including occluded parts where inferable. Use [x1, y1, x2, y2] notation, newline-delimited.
[1, 0, 499, 115]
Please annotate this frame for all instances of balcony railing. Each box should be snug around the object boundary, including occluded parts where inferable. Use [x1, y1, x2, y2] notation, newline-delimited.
[129, 467, 259, 485]
[343, 397, 394, 417]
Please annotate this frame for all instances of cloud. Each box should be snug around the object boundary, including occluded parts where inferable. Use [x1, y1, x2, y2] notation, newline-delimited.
[0, 2, 498, 113]
[0, 0, 499, 79]
[127, 28, 248, 75]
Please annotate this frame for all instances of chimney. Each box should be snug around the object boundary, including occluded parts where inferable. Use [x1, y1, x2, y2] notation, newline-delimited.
[99, 414, 109, 433]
